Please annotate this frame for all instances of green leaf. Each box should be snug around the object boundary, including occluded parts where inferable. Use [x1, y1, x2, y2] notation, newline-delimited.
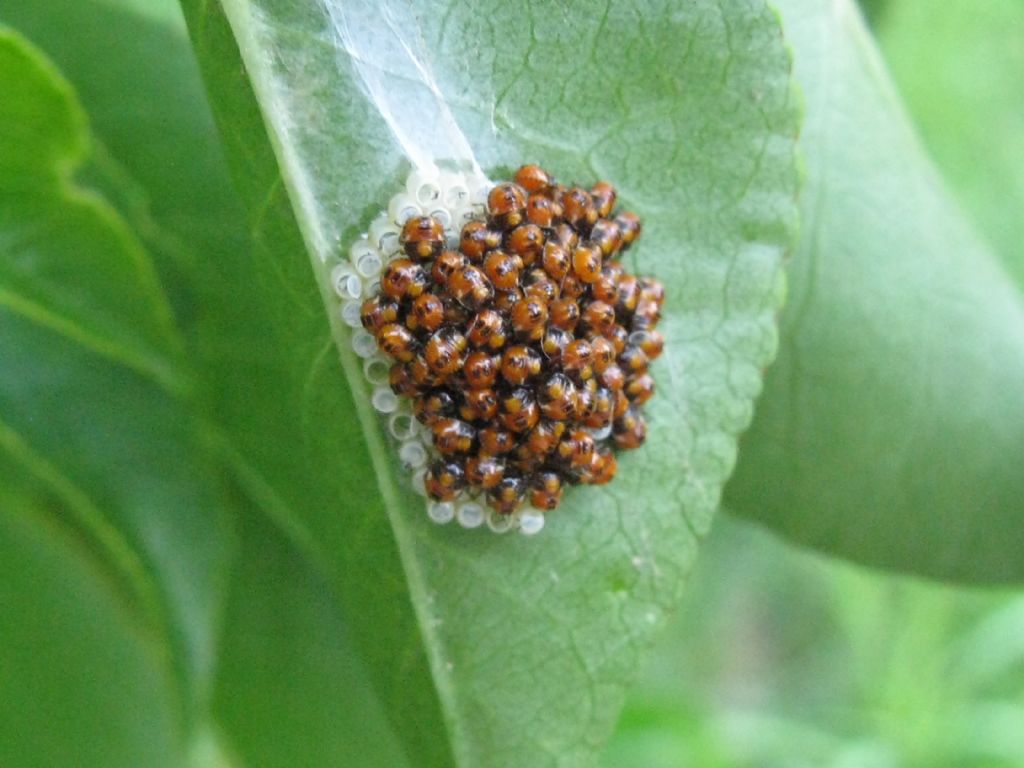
[212, 508, 413, 768]
[0, 0, 251, 313]
[177, 0, 799, 764]
[0, 487, 183, 768]
[0, 26, 233, 742]
[856, 0, 890, 27]
[0, 32, 178, 386]
[877, 0, 1024, 285]
[725, 0, 1024, 583]
[0, 3, 428, 765]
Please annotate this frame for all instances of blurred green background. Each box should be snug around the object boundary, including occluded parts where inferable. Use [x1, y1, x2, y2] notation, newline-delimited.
[607, 1, 1024, 765]
[608, 516, 1024, 767]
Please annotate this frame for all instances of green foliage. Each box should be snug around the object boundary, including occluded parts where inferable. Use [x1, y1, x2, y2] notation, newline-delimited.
[177, 2, 799, 766]
[0, 28, 231, 763]
[609, 517, 1024, 767]
[0, 501, 182, 768]
[0, 4, 425, 766]
[1, 0, 1022, 765]
[726, 0, 1024, 584]
[878, 0, 1024, 284]
[212, 511, 411, 768]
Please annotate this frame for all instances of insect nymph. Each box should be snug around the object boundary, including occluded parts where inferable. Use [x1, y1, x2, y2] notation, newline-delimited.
[332, 164, 664, 535]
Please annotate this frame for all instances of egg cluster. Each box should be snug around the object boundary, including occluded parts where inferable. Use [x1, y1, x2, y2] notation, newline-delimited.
[332, 164, 663, 534]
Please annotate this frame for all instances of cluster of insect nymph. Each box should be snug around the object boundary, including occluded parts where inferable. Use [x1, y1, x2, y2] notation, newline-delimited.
[331, 163, 664, 535]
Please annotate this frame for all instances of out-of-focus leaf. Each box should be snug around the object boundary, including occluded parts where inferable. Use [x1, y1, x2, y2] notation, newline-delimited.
[856, 0, 890, 27]
[212, 509, 412, 768]
[0, 485, 183, 768]
[726, 0, 1024, 583]
[0, 0, 250, 315]
[0, 3, 440, 765]
[878, 0, 1024, 284]
[0, 27, 233, 740]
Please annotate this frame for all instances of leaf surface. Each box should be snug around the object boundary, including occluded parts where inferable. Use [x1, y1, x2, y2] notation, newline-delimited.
[178, 0, 800, 764]
[726, 0, 1024, 583]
